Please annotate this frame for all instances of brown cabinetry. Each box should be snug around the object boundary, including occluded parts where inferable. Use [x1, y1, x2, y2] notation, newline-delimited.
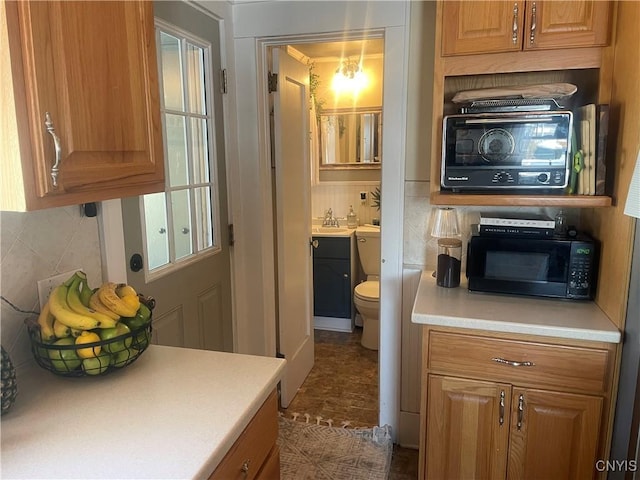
[209, 390, 280, 480]
[1, 1, 164, 211]
[442, 1, 612, 56]
[430, 0, 616, 207]
[420, 328, 615, 479]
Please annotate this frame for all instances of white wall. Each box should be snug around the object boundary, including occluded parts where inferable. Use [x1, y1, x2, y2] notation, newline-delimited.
[232, 0, 410, 436]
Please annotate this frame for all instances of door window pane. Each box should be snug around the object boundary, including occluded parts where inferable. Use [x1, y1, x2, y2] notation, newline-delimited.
[194, 187, 213, 250]
[171, 189, 193, 260]
[186, 43, 206, 115]
[159, 32, 184, 111]
[191, 118, 210, 184]
[143, 192, 170, 270]
[165, 114, 189, 187]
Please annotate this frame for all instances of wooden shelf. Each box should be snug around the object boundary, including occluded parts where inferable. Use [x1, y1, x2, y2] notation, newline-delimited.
[430, 191, 612, 208]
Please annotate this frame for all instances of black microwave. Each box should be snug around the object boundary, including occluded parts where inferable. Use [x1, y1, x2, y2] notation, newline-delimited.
[466, 235, 598, 300]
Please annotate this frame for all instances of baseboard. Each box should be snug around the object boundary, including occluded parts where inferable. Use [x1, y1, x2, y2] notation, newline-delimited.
[313, 316, 353, 332]
[397, 411, 420, 449]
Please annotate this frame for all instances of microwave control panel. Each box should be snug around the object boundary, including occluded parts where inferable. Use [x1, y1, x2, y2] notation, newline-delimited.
[567, 242, 596, 298]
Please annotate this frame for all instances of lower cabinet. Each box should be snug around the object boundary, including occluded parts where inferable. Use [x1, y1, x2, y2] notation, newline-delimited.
[420, 328, 614, 480]
[312, 236, 353, 319]
[209, 390, 279, 480]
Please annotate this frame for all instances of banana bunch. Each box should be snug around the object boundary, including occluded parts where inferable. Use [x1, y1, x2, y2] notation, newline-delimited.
[35, 271, 152, 374]
[36, 271, 149, 342]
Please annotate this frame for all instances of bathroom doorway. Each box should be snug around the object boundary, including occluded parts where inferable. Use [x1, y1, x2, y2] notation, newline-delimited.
[271, 36, 384, 419]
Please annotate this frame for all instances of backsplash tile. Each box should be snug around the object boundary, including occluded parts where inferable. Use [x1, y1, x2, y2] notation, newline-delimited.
[0, 207, 102, 367]
[311, 183, 381, 226]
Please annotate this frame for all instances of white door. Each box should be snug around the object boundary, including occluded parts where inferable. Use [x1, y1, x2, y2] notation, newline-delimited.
[272, 48, 314, 407]
[121, 2, 232, 352]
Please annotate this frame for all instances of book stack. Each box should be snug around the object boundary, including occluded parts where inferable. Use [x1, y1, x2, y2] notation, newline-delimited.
[477, 212, 555, 239]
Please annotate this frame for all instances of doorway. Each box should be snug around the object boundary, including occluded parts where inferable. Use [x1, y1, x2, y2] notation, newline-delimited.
[269, 36, 384, 414]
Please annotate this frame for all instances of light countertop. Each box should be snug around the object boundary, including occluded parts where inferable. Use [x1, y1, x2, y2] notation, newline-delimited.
[412, 271, 621, 343]
[1, 345, 286, 479]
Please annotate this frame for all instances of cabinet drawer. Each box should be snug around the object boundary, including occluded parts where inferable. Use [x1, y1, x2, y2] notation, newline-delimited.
[428, 332, 610, 393]
[313, 237, 350, 259]
[210, 390, 278, 480]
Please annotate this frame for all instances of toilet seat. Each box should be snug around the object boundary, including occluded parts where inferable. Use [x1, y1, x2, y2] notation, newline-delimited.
[354, 280, 379, 301]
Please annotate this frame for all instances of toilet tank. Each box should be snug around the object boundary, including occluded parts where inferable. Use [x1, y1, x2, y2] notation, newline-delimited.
[355, 226, 381, 276]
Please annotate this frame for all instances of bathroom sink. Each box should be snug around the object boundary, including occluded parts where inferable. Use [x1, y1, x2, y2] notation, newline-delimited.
[312, 227, 350, 234]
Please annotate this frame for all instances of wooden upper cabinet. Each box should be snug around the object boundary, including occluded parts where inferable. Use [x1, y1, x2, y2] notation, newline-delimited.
[441, 1, 611, 56]
[2, 1, 164, 211]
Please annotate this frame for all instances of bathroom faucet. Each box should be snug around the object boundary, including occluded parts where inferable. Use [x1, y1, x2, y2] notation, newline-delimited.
[322, 208, 340, 227]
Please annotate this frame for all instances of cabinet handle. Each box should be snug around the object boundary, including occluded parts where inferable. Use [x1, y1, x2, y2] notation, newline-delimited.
[499, 390, 505, 426]
[44, 112, 62, 188]
[241, 459, 250, 477]
[529, 2, 537, 45]
[492, 357, 535, 367]
[517, 394, 524, 430]
[512, 3, 519, 45]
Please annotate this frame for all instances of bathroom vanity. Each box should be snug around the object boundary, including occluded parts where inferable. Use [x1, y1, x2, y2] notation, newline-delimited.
[311, 228, 357, 331]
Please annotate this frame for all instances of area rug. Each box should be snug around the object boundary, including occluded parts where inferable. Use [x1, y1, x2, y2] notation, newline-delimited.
[277, 414, 393, 479]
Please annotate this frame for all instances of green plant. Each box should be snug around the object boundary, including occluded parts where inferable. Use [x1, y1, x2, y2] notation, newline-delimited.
[371, 186, 381, 211]
[308, 62, 325, 119]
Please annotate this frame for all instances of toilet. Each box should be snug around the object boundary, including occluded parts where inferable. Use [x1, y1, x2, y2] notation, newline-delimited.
[354, 225, 381, 350]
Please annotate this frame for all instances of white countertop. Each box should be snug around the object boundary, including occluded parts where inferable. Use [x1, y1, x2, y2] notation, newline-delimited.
[1, 345, 286, 479]
[412, 271, 621, 343]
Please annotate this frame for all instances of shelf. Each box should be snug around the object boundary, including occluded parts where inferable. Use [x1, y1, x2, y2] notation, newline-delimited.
[430, 191, 612, 208]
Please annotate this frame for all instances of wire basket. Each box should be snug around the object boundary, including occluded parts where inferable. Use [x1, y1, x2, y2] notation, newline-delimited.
[25, 298, 154, 378]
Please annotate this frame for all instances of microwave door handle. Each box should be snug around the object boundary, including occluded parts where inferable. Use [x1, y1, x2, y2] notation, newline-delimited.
[465, 118, 554, 124]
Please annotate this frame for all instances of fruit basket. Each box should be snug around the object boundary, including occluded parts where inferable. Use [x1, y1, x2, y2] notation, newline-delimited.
[26, 317, 153, 377]
[25, 272, 157, 377]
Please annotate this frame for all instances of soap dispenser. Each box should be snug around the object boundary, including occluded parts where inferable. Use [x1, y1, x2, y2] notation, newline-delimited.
[347, 205, 358, 228]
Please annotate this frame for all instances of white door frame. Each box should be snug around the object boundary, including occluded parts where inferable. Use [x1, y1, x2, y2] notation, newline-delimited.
[242, 14, 409, 434]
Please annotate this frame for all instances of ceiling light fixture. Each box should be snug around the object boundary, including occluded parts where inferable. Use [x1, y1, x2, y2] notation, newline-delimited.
[332, 58, 367, 94]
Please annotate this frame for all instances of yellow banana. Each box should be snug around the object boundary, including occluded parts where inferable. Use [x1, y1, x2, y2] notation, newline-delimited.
[67, 276, 119, 329]
[97, 282, 138, 317]
[116, 284, 137, 298]
[48, 284, 102, 330]
[89, 291, 120, 321]
[53, 319, 71, 338]
[36, 301, 56, 342]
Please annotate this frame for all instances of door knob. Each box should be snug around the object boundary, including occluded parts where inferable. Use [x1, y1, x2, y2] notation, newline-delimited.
[130, 253, 143, 272]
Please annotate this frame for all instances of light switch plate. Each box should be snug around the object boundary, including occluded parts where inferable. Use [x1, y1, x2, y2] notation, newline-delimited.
[37, 269, 81, 310]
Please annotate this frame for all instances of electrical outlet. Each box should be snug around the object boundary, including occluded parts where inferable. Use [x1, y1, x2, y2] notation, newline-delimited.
[37, 269, 81, 310]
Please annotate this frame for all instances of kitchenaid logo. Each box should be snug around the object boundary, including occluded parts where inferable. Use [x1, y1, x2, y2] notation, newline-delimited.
[447, 176, 469, 181]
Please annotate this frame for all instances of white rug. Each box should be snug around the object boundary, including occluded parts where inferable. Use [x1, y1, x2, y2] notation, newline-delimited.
[278, 415, 393, 479]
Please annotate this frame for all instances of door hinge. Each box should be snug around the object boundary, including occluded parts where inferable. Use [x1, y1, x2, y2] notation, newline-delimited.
[220, 68, 228, 94]
[268, 72, 278, 93]
[228, 223, 234, 246]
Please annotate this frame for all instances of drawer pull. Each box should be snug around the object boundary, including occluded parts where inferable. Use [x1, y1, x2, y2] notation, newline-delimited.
[492, 357, 535, 367]
[499, 390, 505, 426]
[517, 394, 524, 430]
[241, 459, 250, 477]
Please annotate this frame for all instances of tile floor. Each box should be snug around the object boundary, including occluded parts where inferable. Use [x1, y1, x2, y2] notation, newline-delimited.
[280, 328, 419, 479]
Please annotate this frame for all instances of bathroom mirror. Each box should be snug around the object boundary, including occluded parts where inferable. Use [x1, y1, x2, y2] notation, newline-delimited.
[319, 108, 382, 169]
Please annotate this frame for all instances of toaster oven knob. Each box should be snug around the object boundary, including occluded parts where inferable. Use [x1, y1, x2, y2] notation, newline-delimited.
[496, 172, 508, 183]
[537, 173, 549, 183]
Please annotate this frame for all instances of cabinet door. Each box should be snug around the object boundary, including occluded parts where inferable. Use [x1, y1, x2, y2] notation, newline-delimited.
[426, 375, 511, 479]
[441, 1, 523, 56]
[523, 1, 611, 50]
[14, 1, 163, 207]
[312, 258, 351, 318]
[507, 388, 602, 480]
